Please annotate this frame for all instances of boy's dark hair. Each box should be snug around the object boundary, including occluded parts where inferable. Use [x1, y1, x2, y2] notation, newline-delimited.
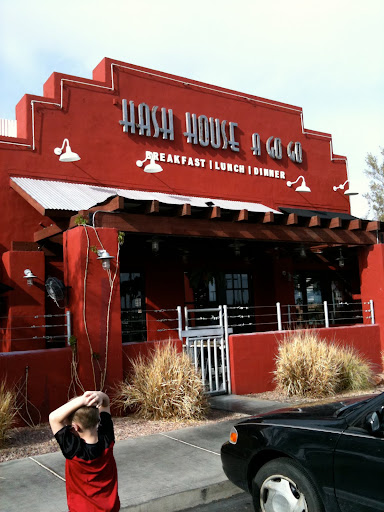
[69, 406, 100, 430]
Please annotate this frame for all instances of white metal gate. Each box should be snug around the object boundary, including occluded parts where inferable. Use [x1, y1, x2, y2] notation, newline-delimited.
[177, 305, 231, 395]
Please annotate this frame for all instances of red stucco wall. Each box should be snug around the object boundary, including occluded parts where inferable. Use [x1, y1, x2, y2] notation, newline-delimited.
[229, 325, 382, 395]
[360, 244, 384, 350]
[0, 347, 72, 425]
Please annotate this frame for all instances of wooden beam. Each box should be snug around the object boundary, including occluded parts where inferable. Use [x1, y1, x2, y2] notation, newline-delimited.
[45, 209, 76, 218]
[207, 206, 221, 219]
[11, 241, 39, 251]
[94, 212, 377, 245]
[286, 213, 298, 225]
[178, 204, 191, 217]
[85, 195, 124, 214]
[72, 196, 127, 227]
[366, 221, 381, 232]
[308, 216, 321, 228]
[329, 217, 342, 229]
[348, 219, 362, 230]
[263, 212, 274, 223]
[234, 209, 248, 222]
[145, 200, 159, 214]
[34, 224, 63, 242]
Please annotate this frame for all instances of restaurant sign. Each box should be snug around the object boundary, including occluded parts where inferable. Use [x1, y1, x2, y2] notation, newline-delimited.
[119, 99, 303, 177]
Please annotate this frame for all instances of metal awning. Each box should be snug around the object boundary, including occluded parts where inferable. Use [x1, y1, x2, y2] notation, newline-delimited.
[10, 177, 282, 215]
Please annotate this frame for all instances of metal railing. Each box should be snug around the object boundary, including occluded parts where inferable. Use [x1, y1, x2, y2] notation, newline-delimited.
[0, 311, 71, 346]
[121, 300, 375, 343]
[121, 307, 179, 343]
[226, 300, 374, 333]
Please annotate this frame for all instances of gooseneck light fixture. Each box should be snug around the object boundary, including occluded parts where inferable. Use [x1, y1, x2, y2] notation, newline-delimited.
[136, 152, 163, 173]
[97, 250, 114, 270]
[54, 139, 81, 163]
[286, 175, 311, 193]
[336, 248, 345, 268]
[23, 269, 37, 286]
[333, 180, 358, 196]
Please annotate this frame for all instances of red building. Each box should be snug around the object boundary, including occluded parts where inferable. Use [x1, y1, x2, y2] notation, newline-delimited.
[1, 58, 383, 417]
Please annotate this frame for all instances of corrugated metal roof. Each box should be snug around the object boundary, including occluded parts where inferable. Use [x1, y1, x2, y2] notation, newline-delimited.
[10, 177, 282, 214]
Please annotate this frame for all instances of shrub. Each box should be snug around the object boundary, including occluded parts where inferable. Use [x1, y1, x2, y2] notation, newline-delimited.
[274, 331, 373, 397]
[336, 346, 373, 392]
[115, 342, 208, 420]
[0, 381, 17, 446]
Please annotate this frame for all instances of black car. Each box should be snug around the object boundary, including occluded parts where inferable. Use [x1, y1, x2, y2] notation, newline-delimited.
[221, 392, 384, 512]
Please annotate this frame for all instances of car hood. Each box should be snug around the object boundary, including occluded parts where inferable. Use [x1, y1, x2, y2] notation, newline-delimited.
[239, 394, 377, 424]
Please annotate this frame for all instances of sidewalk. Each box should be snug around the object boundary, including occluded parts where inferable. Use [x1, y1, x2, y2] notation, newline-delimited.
[0, 395, 289, 512]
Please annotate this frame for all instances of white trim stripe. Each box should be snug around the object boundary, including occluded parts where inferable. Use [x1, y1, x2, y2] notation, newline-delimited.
[159, 433, 220, 456]
[28, 456, 66, 482]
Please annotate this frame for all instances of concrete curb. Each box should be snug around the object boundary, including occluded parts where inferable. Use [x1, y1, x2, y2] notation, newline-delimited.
[121, 480, 243, 512]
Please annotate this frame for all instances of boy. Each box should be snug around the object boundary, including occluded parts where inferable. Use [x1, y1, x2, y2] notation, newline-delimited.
[49, 390, 120, 512]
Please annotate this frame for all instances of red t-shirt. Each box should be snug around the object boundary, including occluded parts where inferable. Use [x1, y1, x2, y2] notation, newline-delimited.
[55, 412, 120, 512]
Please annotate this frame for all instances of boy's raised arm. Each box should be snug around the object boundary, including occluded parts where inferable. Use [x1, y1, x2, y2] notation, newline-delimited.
[49, 391, 107, 435]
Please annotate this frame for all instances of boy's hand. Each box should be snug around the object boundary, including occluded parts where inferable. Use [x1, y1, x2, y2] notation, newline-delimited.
[82, 391, 100, 407]
[83, 391, 110, 412]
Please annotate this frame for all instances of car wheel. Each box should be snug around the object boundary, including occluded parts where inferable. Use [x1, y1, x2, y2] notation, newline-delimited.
[252, 458, 323, 512]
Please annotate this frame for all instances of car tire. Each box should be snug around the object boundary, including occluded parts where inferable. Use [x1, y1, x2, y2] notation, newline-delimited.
[252, 457, 324, 512]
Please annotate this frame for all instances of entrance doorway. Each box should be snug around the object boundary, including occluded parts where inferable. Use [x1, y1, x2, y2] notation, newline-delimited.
[185, 271, 253, 333]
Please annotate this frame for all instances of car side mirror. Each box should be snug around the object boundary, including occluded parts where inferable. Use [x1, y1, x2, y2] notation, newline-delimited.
[366, 411, 380, 433]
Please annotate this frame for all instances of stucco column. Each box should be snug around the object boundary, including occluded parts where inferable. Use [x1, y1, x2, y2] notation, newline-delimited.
[64, 226, 123, 392]
[359, 244, 384, 350]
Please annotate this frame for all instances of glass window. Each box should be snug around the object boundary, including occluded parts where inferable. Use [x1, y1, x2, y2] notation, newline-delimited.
[225, 273, 250, 306]
[208, 279, 216, 302]
[120, 272, 146, 343]
[305, 277, 322, 304]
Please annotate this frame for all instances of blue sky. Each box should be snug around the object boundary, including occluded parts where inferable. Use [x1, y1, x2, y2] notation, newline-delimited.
[0, 0, 383, 218]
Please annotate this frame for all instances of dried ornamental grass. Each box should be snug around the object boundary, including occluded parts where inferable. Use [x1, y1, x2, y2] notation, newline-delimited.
[274, 331, 373, 398]
[336, 347, 373, 392]
[0, 381, 17, 446]
[115, 343, 208, 420]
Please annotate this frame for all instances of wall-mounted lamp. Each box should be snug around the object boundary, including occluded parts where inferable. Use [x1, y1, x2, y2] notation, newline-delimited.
[282, 270, 292, 281]
[151, 238, 160, 253]
[136, 152, 163, 173]
[333, 180, 358, 196]
[229, 241, 244, 257]
[23, 269, 37, 286]
[287, 175, 311, 193]
[54, 138, 81, 162]
[97, 250, 114, 270]
[336, 248, 345, 268]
